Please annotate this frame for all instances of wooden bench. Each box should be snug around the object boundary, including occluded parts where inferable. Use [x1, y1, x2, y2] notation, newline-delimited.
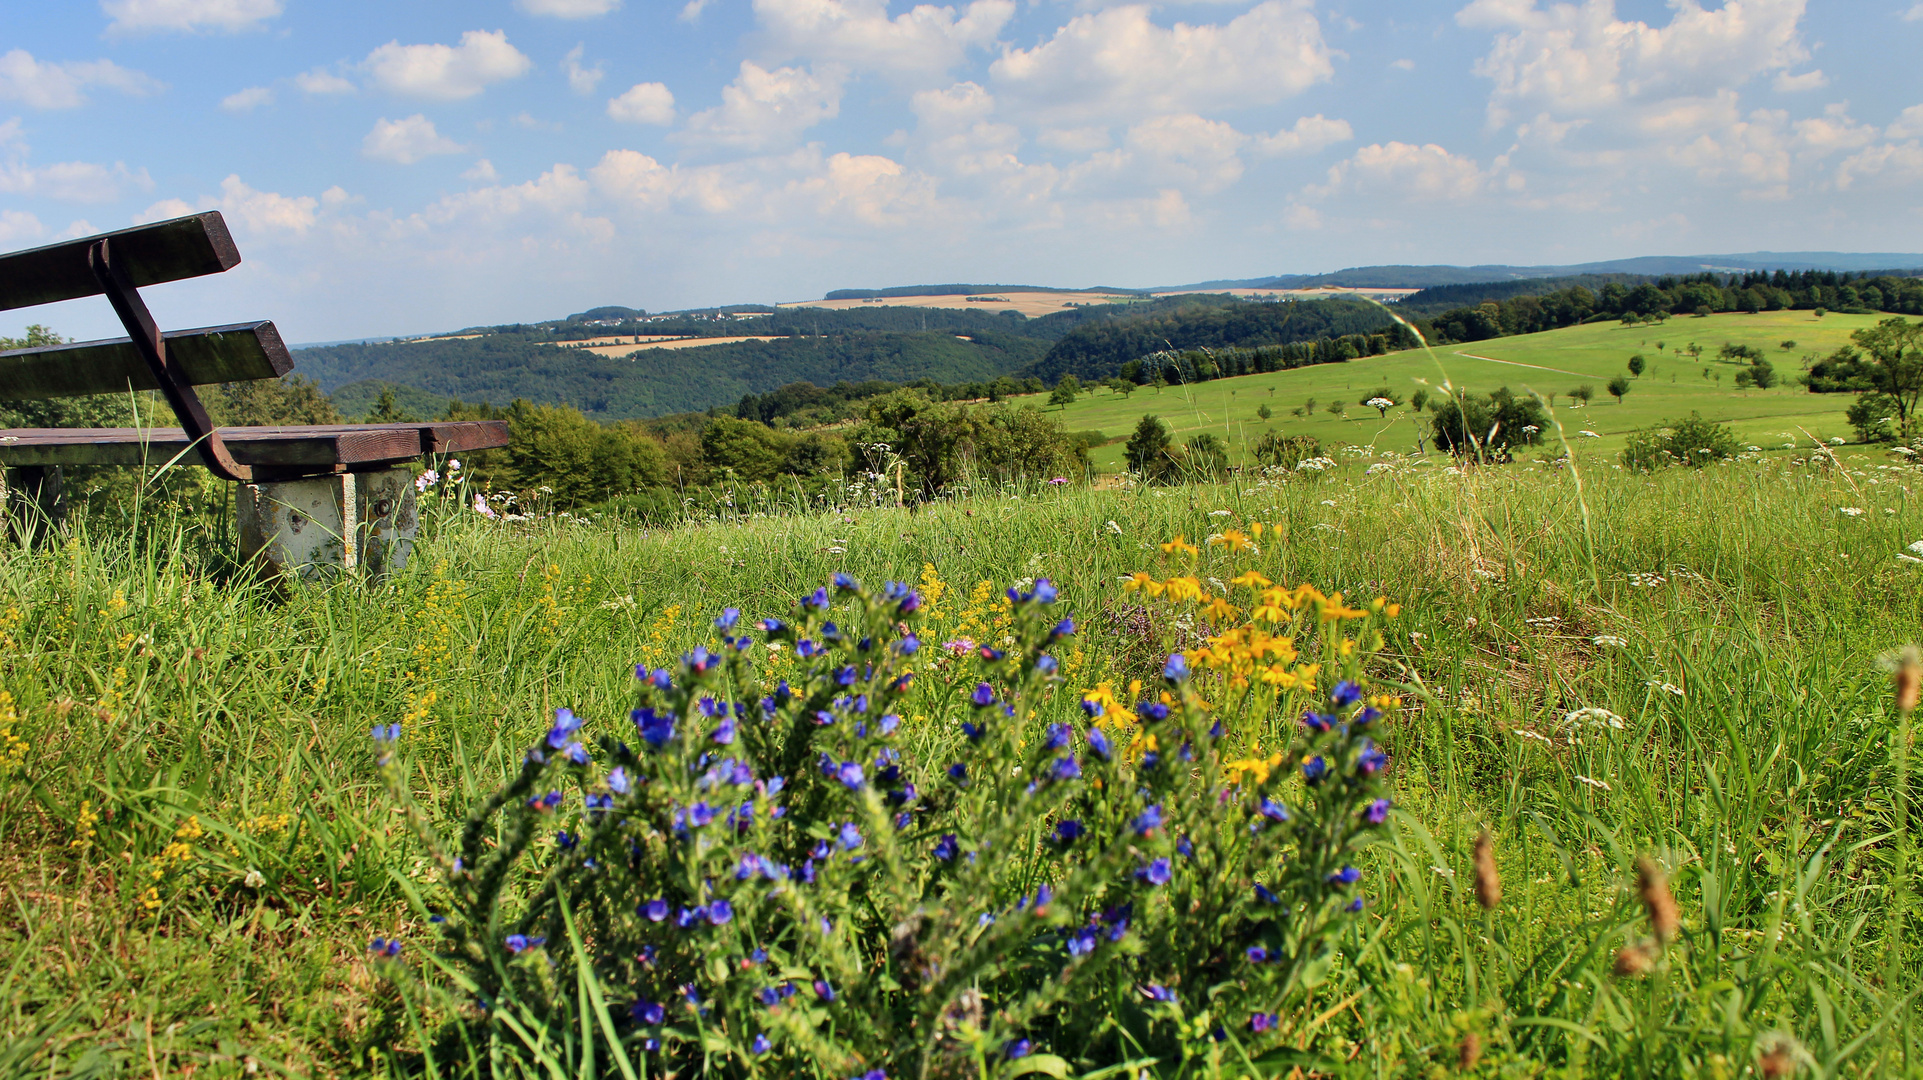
[0, 211, 508, 578]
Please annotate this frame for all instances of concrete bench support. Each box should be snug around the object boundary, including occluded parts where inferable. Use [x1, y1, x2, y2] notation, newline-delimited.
[236, 466, 418, 582]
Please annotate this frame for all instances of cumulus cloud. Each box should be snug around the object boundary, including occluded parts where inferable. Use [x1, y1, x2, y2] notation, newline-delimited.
[563, 45, 605, 95]
[1772, 69, 1826, 92]
[0, 209, 43, 244]
[989, 1, 1332, 125]
[1315, 142, 1491, 201]
[463, 159, 499, 182]
[295, 68, 355, 95]
[1117, 114, 1248, 193]
[220, 86, 273, 112]
[515, 0, 620, 16]
[682, 62, 843, 150]
[1887, 104, 1923, 140]
[365, 30, 532, 101]
[140, 175, 320, 235]
[608, 82, 676, 125]
[0, 50, 163, 109]
[680, 0, 713, 20]
[102, 0, 283, 34]
[362, 115, 467, 164]
[1254, 114, 1352, 156]
[0, 120, 152, 202]
[1458, 0, 1812, 128]
[753, 0, 1014, 81]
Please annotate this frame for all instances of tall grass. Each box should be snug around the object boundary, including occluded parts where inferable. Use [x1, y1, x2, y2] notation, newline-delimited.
[2, 448, 1919, 1075]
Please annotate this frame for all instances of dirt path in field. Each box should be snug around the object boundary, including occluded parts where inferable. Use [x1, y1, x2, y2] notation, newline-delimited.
[1452, 350, 1591, 378]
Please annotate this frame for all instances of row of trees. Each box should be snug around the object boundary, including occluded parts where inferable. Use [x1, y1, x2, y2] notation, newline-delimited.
[1421, 271, 1923, 345]
[1803, 317, 1923, 441]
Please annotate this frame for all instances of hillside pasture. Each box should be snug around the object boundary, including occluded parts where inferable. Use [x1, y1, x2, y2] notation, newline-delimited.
[1028, 310, 1882, 468]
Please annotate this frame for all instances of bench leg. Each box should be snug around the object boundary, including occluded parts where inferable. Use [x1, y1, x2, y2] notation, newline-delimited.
[3, 466, 65, 547]
[235, 467, 418, 583]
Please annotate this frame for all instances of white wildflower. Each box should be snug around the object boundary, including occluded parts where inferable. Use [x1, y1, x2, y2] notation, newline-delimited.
[1838, 507, 1865, 517]
[1575, 775, 1612, 792]
[1747, 445, 1763, 452]
[1579, 430, 1601, 439]
[1208, 509, 1232, 517]
[1366, 396, 1395, 410]
[473, 492, 497, 518]
[243, 868, 266, 889]
[1829, 437, 1846, 446]
[447, 459, 462, 471]
[1365, 462, 1396, 474]
[1646, 680, 1686, 697]
[1627, 572, 1667, 587]
[1592, 634, 1628, 647]
[1514, 729, 1556, 745]
[1909, 541, 1923, 555]
[415, 469, 439, 492]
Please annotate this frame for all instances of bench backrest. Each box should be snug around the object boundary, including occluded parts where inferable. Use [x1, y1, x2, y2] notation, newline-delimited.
[0, 212, 239, 312]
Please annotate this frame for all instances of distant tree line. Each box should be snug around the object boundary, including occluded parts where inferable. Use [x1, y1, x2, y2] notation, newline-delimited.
[1031, 296, 1405, 382]
[1421, 270, 1923, 345]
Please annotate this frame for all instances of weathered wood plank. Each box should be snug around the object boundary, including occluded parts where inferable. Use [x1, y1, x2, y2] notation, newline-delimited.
[0, 321, 292, 400]
[0, 421, 508, 469]
[0, 212, 239, 312]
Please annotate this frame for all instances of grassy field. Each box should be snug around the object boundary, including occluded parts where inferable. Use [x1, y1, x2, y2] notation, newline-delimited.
[1017, 311, 1884, 469]
[3, 441, 1921, 1075]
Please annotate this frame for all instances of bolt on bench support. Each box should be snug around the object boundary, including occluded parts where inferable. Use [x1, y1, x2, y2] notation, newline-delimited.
[236, 467, 419, 583]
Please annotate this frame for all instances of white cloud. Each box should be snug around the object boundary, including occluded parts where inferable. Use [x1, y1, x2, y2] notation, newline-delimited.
[1772, 69, 1826, 92]
[562, 45, 604, 95]
[220, 86, 273, 112]
[515, 0, 620, 16]
[1254, 114, 1352, 156]
[1887, 104, 1923, 140]
[463, 159, 500, 182]
[1458, 0, 1812, 128]
[295, 68, 355, 95]
[1119, 114, 1248, 193]
[608, 82, 676, 125]
[0, 122, 152, 202]
[1836, 141, 1923, 191]
[682, 62, 843, 149]
[0, 209, 44, 244]
[910, 81, 995, 131]
[102, 0, 283, 34]
[1316, 142, 1490, 201]
[680, 0, 714, 20]
[989, 1, 1333, 124]
[361, 115, 467, 164]
[753, 0, 1014, 81]
[1905, 3, 1923, 20]
[140, 175, 319, 235]
[0, 50, 163, 109]
[1391, 58, 1415, 71]
[365, 30, 532, 101]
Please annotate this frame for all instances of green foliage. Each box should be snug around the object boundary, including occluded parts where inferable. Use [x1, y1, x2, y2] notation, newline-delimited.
[852, 391, 1085, 497]
[1124, 415, 1173, 479]
[495, 400, 670, 506]
[1428, 388, 1549, 458]
[1033, 298, 1410, 383]
[1048, 375, 1080, 407]
[1251, 432, 1321, 471]
[1627, 354, 1646, 377]
[1607, 375, 1632, 403]
[1180, 433, 1228, 478]
[1850, 317, 1923, 437]
[1621, 413, 1740, 471]
[1846, 392, 1902, 442]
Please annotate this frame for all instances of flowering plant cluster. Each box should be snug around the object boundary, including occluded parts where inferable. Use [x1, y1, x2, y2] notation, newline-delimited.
[377, 545, 1401, 1077]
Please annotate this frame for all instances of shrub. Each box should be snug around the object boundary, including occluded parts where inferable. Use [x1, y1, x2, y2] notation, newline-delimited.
[1428, 388, 1548, 458]
[1252, 432, 1322, 471]
[1847, 392, 1902, 442]
[376, 566, 1400, 1076]
[1621, 413, 1739, 471]
[1125, 415, 1173, 478]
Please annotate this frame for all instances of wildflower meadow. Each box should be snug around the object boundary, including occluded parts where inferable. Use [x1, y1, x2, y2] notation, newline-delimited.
[2, 441, 1921, 1078]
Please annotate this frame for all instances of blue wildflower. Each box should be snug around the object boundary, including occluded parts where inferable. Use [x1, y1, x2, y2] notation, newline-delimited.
[1328, 865, 1361, 886]
[1043, 723, 1072, 750]
[1132, 805, 1164, 836]
[685, 647, 719, 675]
[1049, 616, 1075, 641]
[1303, 756, 1329, 782]
[1138, 858, 1172, 886]
[1301, 712, 1334, 733]
[504, 934, 531, 953]
[1250, 1012, 1278, 1034]
[1357, 741, 1388, 776]
[631, 999, 665, 1025]
[1253, 883, 1280, 905]
[1246, 945, 1269, 963]
[1086, 726, 1112, 759]
[1353, 705, 1382, 727]
[1176, 836, 1194, 858]
[759, 617, 785, 634]
[838, 822, 863, 850]
[562, 742, 590, 766]
[1036, 654, 1059, 675]
[961, 722, 985, 742]
[1332, 680, 1363, 706]
[713, 717, 737, 745]
[752, 1034, 772, 1055]
[708, 900, 733, 925]
[689, 802, 716, 827]
[1259, 798, 1290, 823]
[545, 707, 583, 749]
[1163, 654, 1190, 682]
[607, 767, 632, 795]
[947, 762, 967, 781]
[371, 722, 401, 744]
[1051, 756, 1082, 781]
[555, 831, 576, 850]
[1137, 701, 1170, 722]
[833, 572, 858, 591]
[1033, 579, 1058, 604]
[1346, 897, 1365, 912]
[814, 979, 835, 1002]
[715, 608, 741, 630]
[835, 761, 865, 790]
[933, 834, 959, 861]
[1054, 819, 1084, 844]
[1143, 984, 1177, 1002]
[1005, 1038, 1034, 1060]
[803, 587, 830, 610]
[634, 708, 675, 749]
[369, 937, 401, 957]
[1364, 798, 1392, 824]
[969, 682, 996, 708]
[879, 713, 900, 735]
[797, 640, 823, 659]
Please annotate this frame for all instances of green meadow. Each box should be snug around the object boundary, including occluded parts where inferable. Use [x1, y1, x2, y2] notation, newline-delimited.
[1019, 311, 1882, 469]
[4, 431, 1922, 1074]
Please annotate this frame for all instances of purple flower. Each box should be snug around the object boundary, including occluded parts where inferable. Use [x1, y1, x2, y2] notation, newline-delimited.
[1132, 805, 1164, 836]
[1328, 865, 1361, 887]
[546, 707, 583, 749]
[803, 587, 830, 610]
[947, 762, 967, 781]
[607, 767, 632, 795]
[1246, 945, 1269, 963]
[1050, 756, 1082, 781]
[1066, 927, 1097, 956]
[1044, 723, 1073, 750]
[837, 822, 863, 850]
[1053, 819, 1084, 844]
[634, 708, 675, 749]
[1364, 798, 1392, 824]
[1301, 712, 1334, 733]
[969, 683, 996, 708]
[689, 802, 716, 827]
[505, 934, 532, 954]
[1357, 741, 1388, 776]
[933, 834, 959, 861]
[797, 640, 823, 659]
[1253, 883, 1280, 905]
[835, 762, 865, 790]
[833, 572, 858, 591]
[369, 937, 401, 957]
[1050, 617, 1075, 641]
[1302, 756, 1328, 783]
[563, 742, 590, 766]
[1162, 654, 1190, 682]
[1250, 1012, 1278, 1034]
[1142, 984, 1177, 1002]
[1085, 726, 1112, 759]
[1346, 897, 1365, 912]
[554, 830, 576, 850]
[1332, 680, 1363, 707]
[1137, 702, 1170, 722]
[631, 999, 665, 1025]
[752, 1034, 772, 1055]
[760, 617, 785, 634]
[1259, 798, 1290, 823]
[371, 723, 401, 744]
[715, 608, 741, 630]
[1353, 706, 1382, 727]
[707, 900, 733, 925]
[1005, 1038, 1033, 1060]
[712, 714, 737, 744]
[814, 979, 836, 1002]
[961, 722, 985, 743]
[1033, 579, 1058, 604]
[1137, 858, 1172, 886]
[879, 713, 900, 735]
[684, 646, 719, 675]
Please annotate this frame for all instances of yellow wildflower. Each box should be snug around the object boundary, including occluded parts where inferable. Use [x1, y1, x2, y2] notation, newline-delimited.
[1160, 535, 1200, 557]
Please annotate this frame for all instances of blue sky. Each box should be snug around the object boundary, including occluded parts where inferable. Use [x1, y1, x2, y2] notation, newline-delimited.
[4, 0, 1922, 342]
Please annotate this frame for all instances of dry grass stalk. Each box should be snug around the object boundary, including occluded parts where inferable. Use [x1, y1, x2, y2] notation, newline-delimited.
[1636, 856, 1679, 944]
[1472, 830, 1501, 910]
[1896, 645, 1921, 713]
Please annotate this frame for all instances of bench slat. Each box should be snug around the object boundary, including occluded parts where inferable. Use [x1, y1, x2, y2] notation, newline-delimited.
[0, 421, 508, 470]
[0, 321, 291, 400]
[0, 212, 239, 313]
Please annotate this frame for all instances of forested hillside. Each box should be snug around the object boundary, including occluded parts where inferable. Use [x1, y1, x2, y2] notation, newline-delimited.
[1030, 296, 1403, 382]
[294, 330, 1046, 420]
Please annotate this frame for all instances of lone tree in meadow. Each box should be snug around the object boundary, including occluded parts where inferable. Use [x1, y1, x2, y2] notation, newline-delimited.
[1125, 414, 1172, 475]
[1608, 375, 1632, 404]
[1048, 375, 1080, 408]
[1628, 354, 1646, 378]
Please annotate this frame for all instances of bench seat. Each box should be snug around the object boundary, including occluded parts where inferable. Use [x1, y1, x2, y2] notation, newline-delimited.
[0, 421, 509, 472]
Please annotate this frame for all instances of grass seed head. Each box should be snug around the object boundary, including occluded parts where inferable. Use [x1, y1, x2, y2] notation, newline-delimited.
[1472, 830, 1501, 910]
[1896, 645, 1921, 713]
[1612, 943, 1654, 977]
[1757, 1032, 1804, 1078]
[1636, 855, 1679, 944]
[1458, 1031, 1482, 1071]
